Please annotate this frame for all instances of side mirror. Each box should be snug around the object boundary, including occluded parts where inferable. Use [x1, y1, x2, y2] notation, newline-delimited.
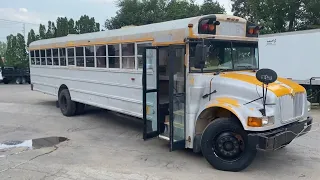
[194, 44, 207, 69]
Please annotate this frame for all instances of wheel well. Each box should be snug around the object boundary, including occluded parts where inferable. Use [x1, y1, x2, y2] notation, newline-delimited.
[58, 84, 68, 96]
[195, 107, 239, 135]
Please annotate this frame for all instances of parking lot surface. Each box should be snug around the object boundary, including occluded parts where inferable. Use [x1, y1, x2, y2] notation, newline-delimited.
[0, 84, 320, 180]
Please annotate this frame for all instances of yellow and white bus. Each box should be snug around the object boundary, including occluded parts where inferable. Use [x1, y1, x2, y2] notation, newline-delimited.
[29, 14, 313, 171]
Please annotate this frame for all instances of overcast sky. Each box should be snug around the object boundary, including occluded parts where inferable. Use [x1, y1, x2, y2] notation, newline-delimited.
[0, 0, 233, 42]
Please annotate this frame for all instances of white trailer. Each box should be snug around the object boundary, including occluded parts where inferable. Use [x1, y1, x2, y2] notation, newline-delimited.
[259, 30, 320, 84]
[259, 29, 320, 103]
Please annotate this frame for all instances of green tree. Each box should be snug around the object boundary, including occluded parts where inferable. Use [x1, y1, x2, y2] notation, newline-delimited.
[39, 24, 47, 39]
[200, 0, 225, 15]
[231, 0, 320, 34]
[68, 18, 77, 34]
[46, 21, 56, 38]
[56, 17, 69, 37]
[0, 41, 6, 67]
[27, 29, 37, 46]
[105, 0, 226, 30]
[76, 15, 100, 34]
[5, 33, 27, 68]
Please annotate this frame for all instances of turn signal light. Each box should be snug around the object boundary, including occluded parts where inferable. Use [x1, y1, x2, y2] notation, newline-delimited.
[248, 28, 254, 35]
[248, 117, 262, 127]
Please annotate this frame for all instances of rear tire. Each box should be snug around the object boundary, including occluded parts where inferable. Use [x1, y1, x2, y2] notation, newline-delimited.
[201, 117, 257, 172]
[3, 78, 9, 84]
[58, 89, 76, 116]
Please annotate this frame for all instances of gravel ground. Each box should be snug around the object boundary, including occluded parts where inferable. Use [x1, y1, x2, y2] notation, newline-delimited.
[0, 84, 319, 180]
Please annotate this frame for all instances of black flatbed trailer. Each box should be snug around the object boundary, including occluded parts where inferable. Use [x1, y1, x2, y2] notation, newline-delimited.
[0, 66, 30, 84]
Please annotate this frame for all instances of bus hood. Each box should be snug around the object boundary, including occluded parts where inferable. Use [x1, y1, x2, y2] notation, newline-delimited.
[219, 71, 306, 97]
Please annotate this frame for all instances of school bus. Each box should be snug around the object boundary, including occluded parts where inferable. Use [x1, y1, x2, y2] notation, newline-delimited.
[28, 14, 313, 171]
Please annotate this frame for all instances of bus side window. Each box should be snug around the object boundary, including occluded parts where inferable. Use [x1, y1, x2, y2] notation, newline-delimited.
[137, 43, 152, 69]
[30, 50, 35, 65]
[108, 44, 120, 68]
[35, 50, 40, 65]
[96, 45, 107, 68]
[46, 49, 52, 65]
[122, 43, 135, 69]
[85, 46, 94, 67]
[76, 47, 84, 67]
[52, 49, 59, 66]
[67, 48, 75, 66]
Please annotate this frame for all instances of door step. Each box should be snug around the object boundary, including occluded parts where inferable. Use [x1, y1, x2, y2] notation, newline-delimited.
[159, 135, 170, 141]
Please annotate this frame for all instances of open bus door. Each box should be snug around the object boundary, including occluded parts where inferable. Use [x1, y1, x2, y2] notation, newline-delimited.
[169, 45, 186, 151]
[142, 47, 160, 140]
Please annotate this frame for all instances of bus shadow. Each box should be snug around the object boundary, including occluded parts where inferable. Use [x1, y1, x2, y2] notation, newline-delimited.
[34, 100, 57, 107]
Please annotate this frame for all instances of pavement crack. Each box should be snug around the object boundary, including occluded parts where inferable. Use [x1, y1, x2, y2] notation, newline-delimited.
[0, 146, 58, 174]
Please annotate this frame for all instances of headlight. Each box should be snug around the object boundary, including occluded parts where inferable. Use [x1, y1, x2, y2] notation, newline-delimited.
[248, 116, 275, 127]
[307, 101, 311, 112]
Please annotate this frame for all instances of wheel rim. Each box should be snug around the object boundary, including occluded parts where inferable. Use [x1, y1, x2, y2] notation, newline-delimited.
[60, 96, 68, 111]
[212, 132, 245, 162]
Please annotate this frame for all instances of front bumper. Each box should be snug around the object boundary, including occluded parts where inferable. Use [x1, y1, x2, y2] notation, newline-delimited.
[248, 116, 313, 150]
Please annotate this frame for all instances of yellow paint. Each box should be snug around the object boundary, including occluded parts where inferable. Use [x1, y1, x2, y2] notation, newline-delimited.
[188, 27, 197, 38]
[152, 41, 185, 46]
[220, 72, 300, 97]
[29, 38, 154, 50]
[185, 44, 189, 66]
[146, 105, 150, 115]
[277, 77, 306, 93]
[206, 103, 240, 121]
[249, 108, 254, 111]
[216, 97, 240, 107]
[189, 77, 195, 85]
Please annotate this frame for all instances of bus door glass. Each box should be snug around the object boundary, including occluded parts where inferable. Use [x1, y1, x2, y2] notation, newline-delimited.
[142, 47, 160, 140]
[169, 45, 186, 151]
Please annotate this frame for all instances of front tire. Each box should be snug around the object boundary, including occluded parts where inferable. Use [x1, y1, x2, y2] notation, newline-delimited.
[21, 77, 26, 84]
[201, 117, 256, 172]
[58, 89, 76, 117]
[15, 77, 22, 84]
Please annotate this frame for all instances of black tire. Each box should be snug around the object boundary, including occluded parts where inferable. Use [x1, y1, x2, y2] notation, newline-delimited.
[58, 89, 76, 116]
[75, 102, 86, 115]
[201, 117, 257, 172]
[3, 78, 9, 84]
[21, 77, 26, 84]
[15, 77, 22, 84]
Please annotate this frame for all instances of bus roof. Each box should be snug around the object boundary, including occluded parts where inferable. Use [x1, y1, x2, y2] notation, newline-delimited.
[29, 14, 251, 50]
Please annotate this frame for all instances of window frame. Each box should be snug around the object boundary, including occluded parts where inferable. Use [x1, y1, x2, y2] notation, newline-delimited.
[59, 48, 67, 66]
[67, 47, 76, 66]
[30, 50, 35, 65]
[121, 43, 135, 69]
[95, 45, 108, 68]
[108, 44, 121, 69]
[84, 45, 95, 68]
[52, 48, 59, 66]
[45, 49, 53, 66]
[40, 49, 46, 65]
[75, 46, 85, 67]
[137, 42, 153, 70]
[35, 50, 40, 65]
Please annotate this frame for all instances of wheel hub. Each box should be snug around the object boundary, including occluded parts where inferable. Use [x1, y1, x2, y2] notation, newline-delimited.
[214, 132, 242, 159]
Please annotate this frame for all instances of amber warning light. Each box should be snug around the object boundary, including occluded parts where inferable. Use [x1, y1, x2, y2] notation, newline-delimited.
[198, 18, 220, 35]
[247, 25, 263, 37]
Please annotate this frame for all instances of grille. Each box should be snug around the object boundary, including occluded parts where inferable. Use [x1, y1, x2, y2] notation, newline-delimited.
[280, 93, 304, 123]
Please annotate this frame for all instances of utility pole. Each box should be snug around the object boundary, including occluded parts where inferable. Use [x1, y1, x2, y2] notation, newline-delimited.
[22, 23, 26, 39]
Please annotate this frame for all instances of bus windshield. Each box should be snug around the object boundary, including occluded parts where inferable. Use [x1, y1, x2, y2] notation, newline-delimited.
[190, 40, 259, 72]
